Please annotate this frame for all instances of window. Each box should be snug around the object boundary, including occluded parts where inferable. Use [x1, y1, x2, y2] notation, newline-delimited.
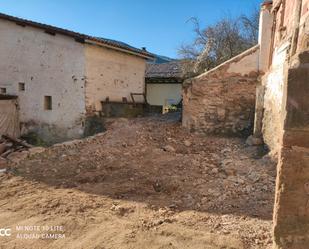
[44, 96, 52, 110]
[0, 88, 6, 94]
[19, 82, 25, 91]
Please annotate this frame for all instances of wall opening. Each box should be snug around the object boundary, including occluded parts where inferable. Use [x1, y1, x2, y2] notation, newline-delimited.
[18, 82, 25, 91]
[44, 96, 52, 110]
[0, 88, 6, 94]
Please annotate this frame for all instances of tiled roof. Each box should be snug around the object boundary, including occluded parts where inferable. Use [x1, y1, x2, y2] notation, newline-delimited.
[145, 61, 183, 79]
[0, 12, 154, 59]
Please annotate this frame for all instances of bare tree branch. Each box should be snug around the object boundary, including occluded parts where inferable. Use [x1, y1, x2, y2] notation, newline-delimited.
[178, 9, 259, 77]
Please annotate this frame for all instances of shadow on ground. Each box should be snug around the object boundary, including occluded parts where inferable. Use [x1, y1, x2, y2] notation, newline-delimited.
[9, 115, 276, 221]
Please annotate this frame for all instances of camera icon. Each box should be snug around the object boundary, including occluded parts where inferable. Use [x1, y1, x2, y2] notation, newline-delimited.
[0, 228, 11, 237]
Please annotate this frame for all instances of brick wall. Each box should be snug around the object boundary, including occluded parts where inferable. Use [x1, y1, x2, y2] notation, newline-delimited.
[182, 45, 259, 135]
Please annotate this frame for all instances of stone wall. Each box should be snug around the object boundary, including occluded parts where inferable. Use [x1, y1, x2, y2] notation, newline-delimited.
[182, 45, 259, 135]
[273, 51, 309, 249]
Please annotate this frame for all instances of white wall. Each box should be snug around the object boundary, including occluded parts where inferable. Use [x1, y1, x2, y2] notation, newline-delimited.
[0, 19, 86, 142]
[261, 42, 289, 152]
[146, 83, 182, 106]
[0, 18, 148, 142]
[258, 3, 273, 73]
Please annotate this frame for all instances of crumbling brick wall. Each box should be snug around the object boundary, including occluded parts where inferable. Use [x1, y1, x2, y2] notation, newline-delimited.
[182, 45, 259, 135]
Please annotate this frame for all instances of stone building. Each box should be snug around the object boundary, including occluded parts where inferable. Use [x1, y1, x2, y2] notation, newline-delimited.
[183, 0, 309, 248]
[0, 13, 153, 143]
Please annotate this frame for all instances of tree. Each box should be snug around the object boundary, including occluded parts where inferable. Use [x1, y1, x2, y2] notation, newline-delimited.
[179, 9, 260, 77]
[240, 7, 260, 45]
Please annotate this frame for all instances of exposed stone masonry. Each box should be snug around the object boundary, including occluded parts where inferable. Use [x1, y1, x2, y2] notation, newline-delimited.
[183, 46, 259, 135]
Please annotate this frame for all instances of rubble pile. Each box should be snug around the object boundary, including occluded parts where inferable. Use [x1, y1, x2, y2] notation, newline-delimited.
[0, 135, 33, 167]
[0, 115, 277, 248]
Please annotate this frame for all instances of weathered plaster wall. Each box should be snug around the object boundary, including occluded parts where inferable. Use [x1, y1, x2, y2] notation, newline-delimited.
[261, 1, 309, 248]
[85, 44, 146, 113]
[262, 42, 289, 152]
[259, 0, 299, 152]
[273, 0, 295, 44]
[259, 2, 273, 73]
[182, 46, 259, 135]
[0, 19, 86, 143]
[260, 0, 309, 152]
[146, 83, 182, 106]
[298, 0, 309, 51]
[253, 2, 273, 138]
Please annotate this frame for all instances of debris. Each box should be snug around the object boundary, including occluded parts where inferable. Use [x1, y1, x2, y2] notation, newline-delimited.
[0, 157, 7, 168]
[0, 135, 34, 161]
[2, 116, 276, 248]
[246, 135, 263, 146]
[0, 143, 6, 154]
[1, 149, 13, 158]
[211, 168, 219, 174]
[28, 147, 46, 156]
[163, 145, 176, 152]
[184, 140, 192, 147]
[248, 171, 260, 183]
[153, 181, 163, 192]
[53, 139, 82, 147]
[7, 151, 29, 164]
[110, 204, 135, 216]
[2, 135, 33, 148]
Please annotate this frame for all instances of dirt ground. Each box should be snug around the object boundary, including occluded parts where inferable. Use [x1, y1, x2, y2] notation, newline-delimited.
[0, 114, 276, 249]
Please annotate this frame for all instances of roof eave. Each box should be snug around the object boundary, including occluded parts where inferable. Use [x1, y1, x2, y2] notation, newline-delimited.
[0, 12, 154, 60]
[145, 77, 183, 83]
[86, 39, 154, 59]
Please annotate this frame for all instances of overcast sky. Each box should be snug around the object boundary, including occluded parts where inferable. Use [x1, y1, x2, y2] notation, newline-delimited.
[0, 0, 263, 58]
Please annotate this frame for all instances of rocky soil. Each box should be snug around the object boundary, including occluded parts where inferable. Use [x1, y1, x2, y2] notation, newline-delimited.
[0, 114, 276, 249]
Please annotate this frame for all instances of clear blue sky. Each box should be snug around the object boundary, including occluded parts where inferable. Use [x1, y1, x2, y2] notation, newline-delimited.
[0, 0, 263, 58]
